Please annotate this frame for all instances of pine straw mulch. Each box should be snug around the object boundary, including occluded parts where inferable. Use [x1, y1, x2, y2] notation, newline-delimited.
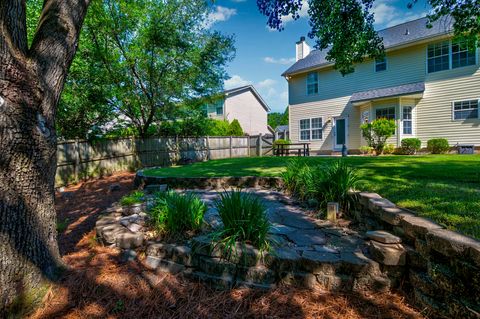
[29, 172, 425, 319]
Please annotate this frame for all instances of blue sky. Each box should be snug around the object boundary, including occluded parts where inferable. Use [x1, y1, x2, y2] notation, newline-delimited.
[208, 0, 430, 113]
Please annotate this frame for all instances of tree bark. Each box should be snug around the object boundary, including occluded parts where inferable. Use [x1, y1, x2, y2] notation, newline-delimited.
[0, 0, 89, 312]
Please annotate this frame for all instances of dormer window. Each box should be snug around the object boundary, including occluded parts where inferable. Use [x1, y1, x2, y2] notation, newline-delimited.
[306, 72, 318, 95]
[375, 57, 387, 72]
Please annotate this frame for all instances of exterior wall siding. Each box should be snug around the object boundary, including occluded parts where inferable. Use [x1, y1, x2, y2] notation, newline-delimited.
[224, 90, 270, 135]
[287, 38, 480, 150]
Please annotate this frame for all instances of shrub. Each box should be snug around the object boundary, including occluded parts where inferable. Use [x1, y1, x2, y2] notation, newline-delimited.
[120, 191, 144, 206]
[273, 139, 291, 146]
[213, 190, 270, 254]
[149, 191, 206, 234]
[400, 138, 421, 155]
[383, 143, 395, 155]
[313, 161, 360, 211]
[427, 138, 450, 154]
[228, 119, 244, 136]
[359, 145, 373, 155]
[360, 118, 396, 155]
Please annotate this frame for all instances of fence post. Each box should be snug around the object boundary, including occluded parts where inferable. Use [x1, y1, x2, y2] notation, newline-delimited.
[258, 134, 263, 157]
[73, 139, 80, 183]
[229, 136, 233, 158]
[206, 136, 210, 160]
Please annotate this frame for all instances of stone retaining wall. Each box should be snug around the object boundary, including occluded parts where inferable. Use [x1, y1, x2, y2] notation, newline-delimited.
[134, 171, 283, 190]
[353, 192, 480, 319]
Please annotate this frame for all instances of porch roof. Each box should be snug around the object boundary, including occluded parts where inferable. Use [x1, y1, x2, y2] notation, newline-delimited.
[350, 82, 425, 105]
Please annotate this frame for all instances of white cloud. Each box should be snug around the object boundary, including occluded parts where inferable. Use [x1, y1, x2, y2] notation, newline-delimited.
[373, 0, 427, 29]
[257, 79, 277, 88]
[224, 75, 251, 89]
[205, 6, 237, 28]
[282, 2, 309, 24]
[264, 56, 296, 65]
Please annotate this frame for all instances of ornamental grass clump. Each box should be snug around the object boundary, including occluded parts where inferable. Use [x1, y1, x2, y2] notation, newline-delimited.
[213, 190, 270, 256]
[120, 191, 144, 206]
[314, 161, 360, 212]
[149, 191, 206, 235]
[281, 159, 360, 213]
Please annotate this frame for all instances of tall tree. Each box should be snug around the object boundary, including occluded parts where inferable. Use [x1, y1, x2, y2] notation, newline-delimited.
[268, 106, 289, 129]
[257, 0, 480, 75]
[80, 0, 235, 138]
[0, 0, 91, 311]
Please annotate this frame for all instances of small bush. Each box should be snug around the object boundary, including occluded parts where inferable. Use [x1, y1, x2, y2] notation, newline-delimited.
[273, 139, 291, 146]
[427, 138, 450, 154]
[120, 191, 144, 206]
[214, 190, 270, 254]
[400, 138, 421, 155]
[383, 144, 395, 155]
[149, 191, 206, 235]
[359, 145, 373, 155]
[228, 119, 244, 136]
[360, 118, 396, 155]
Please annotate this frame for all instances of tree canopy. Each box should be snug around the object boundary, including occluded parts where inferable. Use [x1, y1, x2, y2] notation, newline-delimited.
[268, 107, 289, 129]
[53, 0, 235, 138]
[257, 0, 480, 75]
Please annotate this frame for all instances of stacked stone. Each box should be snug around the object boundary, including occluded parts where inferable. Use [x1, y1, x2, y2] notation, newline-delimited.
[354, 192, 480, 318]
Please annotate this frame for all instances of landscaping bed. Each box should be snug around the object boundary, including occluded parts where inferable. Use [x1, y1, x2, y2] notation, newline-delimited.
[96, 188, 398, 292]
[29, 172, 423, 318]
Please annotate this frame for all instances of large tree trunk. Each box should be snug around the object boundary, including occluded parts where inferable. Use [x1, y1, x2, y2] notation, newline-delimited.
[0, 0, 89, 312]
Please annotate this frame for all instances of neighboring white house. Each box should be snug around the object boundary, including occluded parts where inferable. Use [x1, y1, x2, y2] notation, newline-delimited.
[205, 85, 271, 135]
[283, 17, 480, 154]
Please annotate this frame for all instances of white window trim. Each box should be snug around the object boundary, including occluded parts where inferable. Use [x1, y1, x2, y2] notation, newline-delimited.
[299, 117, 323, 141]
[306, 72, 319, 96]
[401, 106, 414, 136]
[426, 39, 479, 74]
[451, 99, 480, 121]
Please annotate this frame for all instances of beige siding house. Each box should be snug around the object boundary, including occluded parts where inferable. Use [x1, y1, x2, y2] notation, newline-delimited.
[205, 85, 271, 135]
[284, 17, 480, 153]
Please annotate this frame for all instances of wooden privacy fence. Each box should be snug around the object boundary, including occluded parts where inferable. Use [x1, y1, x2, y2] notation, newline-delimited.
[56, 135, 273, 187]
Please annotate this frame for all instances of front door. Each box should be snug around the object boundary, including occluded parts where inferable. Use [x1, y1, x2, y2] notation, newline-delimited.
[334, 117, 347, 149]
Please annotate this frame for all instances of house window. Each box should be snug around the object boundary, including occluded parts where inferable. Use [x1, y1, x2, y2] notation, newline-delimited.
[427, 41, 450, 73]
[311, 117, 323, 140]
[299, 119, 310, 140]
[375, 57, 387, 72]
[216, 104, 223, 115]
[402, 106, 413, 135]
[375, 107, 395, 120]
[453, 100, 479, 120]
[452, 39, 476, 69]
[306, 72, 319, 95]
[299, 117, 322, 140]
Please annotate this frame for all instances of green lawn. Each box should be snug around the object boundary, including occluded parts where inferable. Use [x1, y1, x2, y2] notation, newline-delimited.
[144, 155, 480, 239]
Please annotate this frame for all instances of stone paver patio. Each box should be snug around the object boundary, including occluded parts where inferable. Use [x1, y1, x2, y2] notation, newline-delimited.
[199, 188, 367, 258]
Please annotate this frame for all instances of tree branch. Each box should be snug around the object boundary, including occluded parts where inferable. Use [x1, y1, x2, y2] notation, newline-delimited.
[29, 0, 91, 119]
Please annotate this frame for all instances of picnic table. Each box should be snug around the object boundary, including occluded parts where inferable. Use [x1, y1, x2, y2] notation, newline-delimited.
[274, 143, 310, 157]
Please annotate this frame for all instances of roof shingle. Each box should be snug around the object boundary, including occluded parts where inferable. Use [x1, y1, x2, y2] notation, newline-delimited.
[350, 82, 425, 103]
